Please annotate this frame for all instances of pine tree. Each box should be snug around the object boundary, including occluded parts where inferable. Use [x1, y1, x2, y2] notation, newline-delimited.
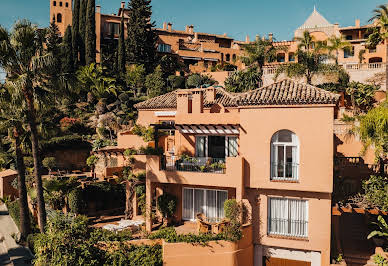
[79, 0, 87, 65]
[85, 0, 96, 65]
[126, 0, 157, 73]
[62, 26, 74, 73]
[72, 0, 80, 68]
[118, 13, 126, 75]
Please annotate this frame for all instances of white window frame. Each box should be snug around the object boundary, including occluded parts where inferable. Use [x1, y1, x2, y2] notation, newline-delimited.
[267, 197, 308, 238]
[182, 187, 228, 222]
[270, 130, 299, 181]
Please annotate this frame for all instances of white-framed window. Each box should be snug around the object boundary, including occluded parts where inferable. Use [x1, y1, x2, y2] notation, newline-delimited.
[183, 187, 228, 222]
[157, 43, 172, 53]
[270, 130, 299, 181]
[268, 197, 308, 238]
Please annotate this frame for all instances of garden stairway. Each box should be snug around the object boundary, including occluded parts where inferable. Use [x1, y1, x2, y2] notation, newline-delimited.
[340, 213, 376, 266]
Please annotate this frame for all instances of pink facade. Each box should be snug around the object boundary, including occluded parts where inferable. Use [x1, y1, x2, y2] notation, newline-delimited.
[130, 79, 339, 266]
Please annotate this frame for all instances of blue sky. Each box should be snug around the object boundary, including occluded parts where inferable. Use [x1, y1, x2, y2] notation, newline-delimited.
[0, 0, 384, 41]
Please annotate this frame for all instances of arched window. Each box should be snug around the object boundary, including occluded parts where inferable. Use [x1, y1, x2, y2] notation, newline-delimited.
[225, 54, 230, 62]
[232, 54, 237, 62]
[270, 130, 299, 181]
[59, 1, 63, 7]
[53, 1, 57, 6]
[65, 2, 69, 7]
[57, 13, 62, 23]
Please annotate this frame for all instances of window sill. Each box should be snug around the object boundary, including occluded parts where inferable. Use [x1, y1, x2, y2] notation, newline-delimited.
[267, 234, 309, 241]
[270, 179, 299, 183]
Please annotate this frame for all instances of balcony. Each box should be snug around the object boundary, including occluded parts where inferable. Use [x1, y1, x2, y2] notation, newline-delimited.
[146, 155, 244, 189]
[270, 162, 299, 182]
[161, 156, 226, 174]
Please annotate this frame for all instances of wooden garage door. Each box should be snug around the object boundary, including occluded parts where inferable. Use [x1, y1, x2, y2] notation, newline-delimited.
[263, 257, 311, 266]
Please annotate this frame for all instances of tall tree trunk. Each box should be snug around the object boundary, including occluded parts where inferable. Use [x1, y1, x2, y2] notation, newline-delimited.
[24, 89, 46, 232]
[14, 127, 31, 240]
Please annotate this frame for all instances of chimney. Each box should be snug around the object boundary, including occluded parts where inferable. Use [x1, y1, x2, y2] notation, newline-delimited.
[355, 19, 360, 27]
[96, 5, 101, 13]
[163, 22, 167, 30]
[188, 25, 194, 34]
[167, 22, 172, 31]
[193, 32, 199, 43]
[121, 1, 125, 9]
[176, 90, 192, 114]
[185, 25, 189, 33]
[192, 90, 204, 114]
[205, 87, 216, 102]
[245, 35, 250, 43]
[268, 33, 273, 42]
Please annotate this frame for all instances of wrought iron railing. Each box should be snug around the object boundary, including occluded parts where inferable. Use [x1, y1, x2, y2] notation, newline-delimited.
[270, 162, 299, 181]
[161, 156, 226, 174]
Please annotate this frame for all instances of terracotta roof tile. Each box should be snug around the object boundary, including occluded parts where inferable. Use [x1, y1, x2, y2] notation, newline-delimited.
[134, 79, 339, 110]
[236, 79, 339, 106]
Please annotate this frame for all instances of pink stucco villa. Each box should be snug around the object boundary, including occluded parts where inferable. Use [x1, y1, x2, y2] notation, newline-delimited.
[96, 79, 339, 265]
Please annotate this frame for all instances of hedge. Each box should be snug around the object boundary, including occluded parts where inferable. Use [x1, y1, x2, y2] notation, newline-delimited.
[68, 182, 126, 214]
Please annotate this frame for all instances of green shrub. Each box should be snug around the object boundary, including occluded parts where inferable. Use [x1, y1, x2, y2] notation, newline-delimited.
[68, 188, 86, 214]
[86, 155, 98, 167]
[373, 254, 388, 266]
[157, 193, 177, 219]
[42, 157, 57, 171]
[224, 199, 240, 221]
[105, 243, 162, 266]
[363, 176, 388, 211]
[148, 227, 238, 244]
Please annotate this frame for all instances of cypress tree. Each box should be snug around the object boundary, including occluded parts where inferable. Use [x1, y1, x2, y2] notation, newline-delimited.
[72, 0, 80, 68]
[118, 13, 126, 75]
[85, 0, 96, 65]
[79, 0, 87, 65]
[46, 22, 62, 73]
[62, 26, 74, 73]
[126, 0, 157, 73]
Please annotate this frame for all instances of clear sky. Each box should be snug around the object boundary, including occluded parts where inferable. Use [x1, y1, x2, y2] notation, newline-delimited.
[0, 0, 384, 41]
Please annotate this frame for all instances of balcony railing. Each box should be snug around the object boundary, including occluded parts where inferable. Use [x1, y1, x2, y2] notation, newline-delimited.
[270, 162, 299, 181]
[161, 156, 226, 174]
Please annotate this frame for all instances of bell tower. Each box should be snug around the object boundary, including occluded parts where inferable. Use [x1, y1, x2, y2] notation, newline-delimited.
[49, 0, 73, 36]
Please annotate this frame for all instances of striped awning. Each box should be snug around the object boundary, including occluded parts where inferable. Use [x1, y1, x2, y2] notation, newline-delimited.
[175, 124, 239, 135]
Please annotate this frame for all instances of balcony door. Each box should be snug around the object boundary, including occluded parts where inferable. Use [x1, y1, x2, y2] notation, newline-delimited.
[182, 187, 228, 222]
[195, 136, 238, 159]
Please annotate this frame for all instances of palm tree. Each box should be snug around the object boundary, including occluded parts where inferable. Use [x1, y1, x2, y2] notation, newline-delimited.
[327, 36, 351, 65]
[0, 89, 31, 239]
[295, 30, 315, 50]
[368, 4, 388, 96]
[0, 20, 52, 232]
[275, 31, 342, 84]
[77, 63, 119, 99]
[241, 37, 287, 72]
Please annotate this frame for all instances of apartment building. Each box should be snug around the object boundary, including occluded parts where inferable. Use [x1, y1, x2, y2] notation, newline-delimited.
[95, 79, 335, 265]
[263, 8, 387, 95]
[49, 0, 246, 69]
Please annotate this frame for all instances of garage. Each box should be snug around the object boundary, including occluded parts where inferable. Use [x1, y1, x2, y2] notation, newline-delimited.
[263, 257, 311, 266]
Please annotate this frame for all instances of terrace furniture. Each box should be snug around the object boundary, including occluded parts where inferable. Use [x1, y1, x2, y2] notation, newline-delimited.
[212, 219, 230, 234]
[196, 213, 212, 233]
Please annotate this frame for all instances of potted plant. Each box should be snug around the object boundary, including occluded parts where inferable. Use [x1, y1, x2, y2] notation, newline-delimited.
[367, 215, 388, 247]
[157, 193, 177, 226]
